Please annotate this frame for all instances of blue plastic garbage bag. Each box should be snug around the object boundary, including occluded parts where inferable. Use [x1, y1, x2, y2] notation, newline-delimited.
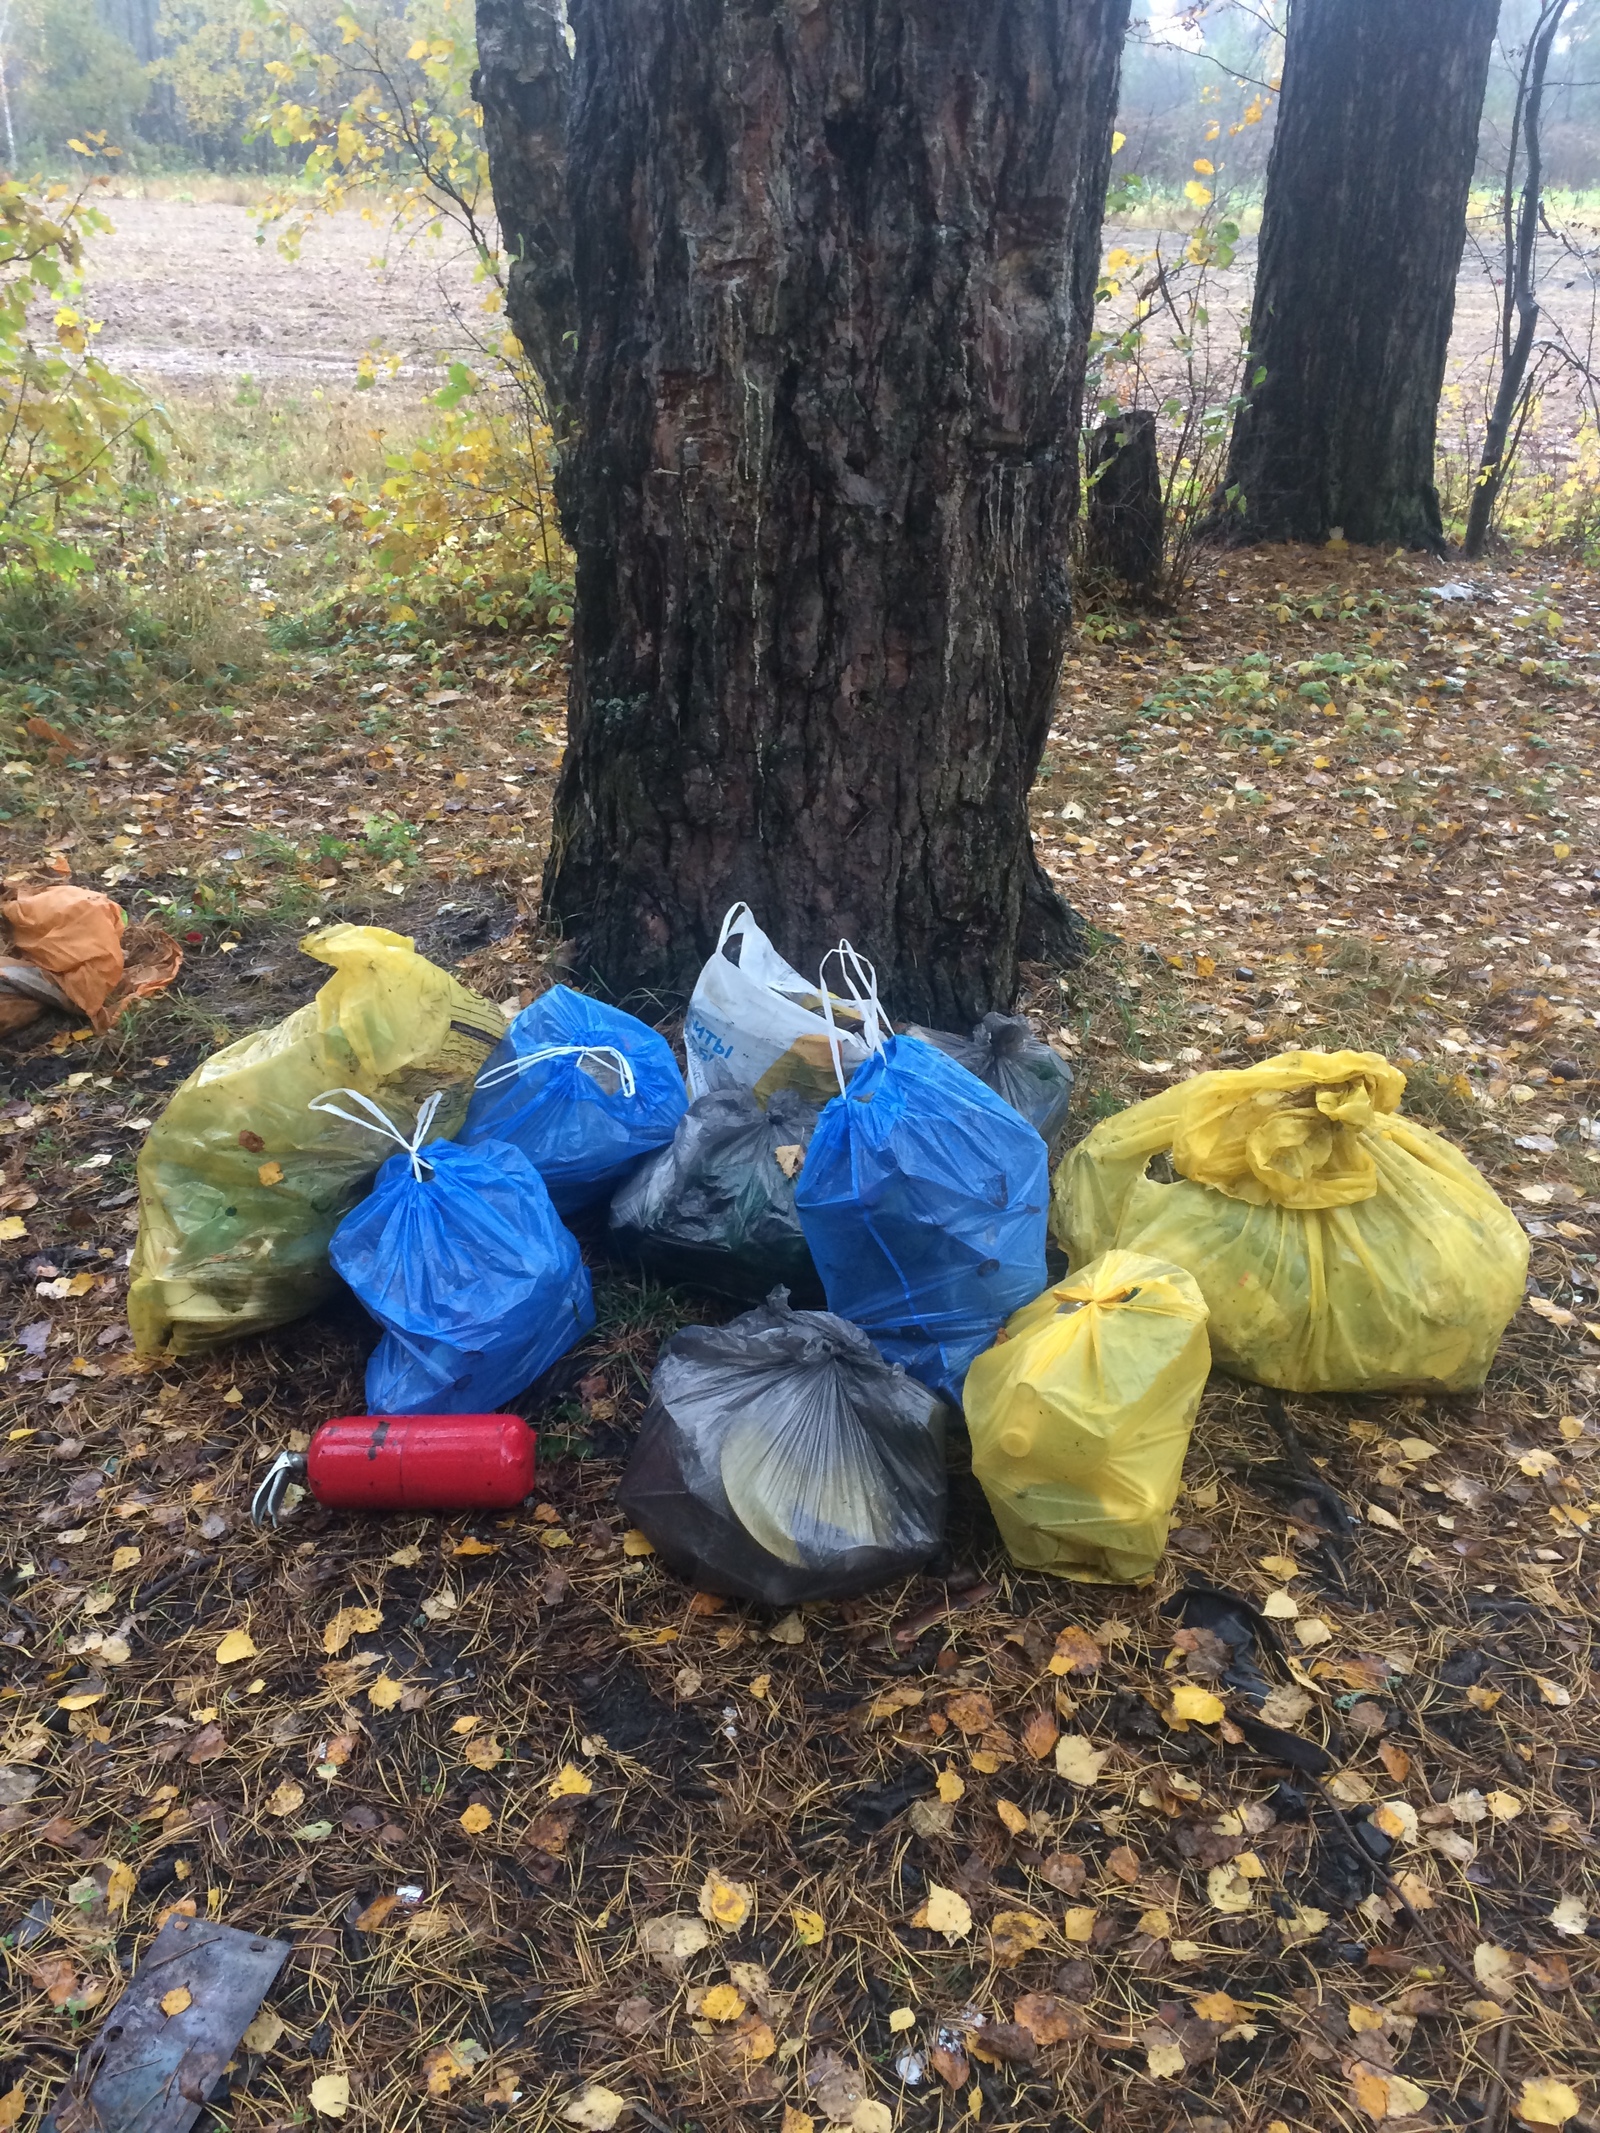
[319, 1089, 595, 1415]
[461, 985, 687, 1214]
[794, 1035, 1050, 1404]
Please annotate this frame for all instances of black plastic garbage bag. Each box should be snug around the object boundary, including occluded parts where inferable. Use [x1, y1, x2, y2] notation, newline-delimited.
[906, 1012, 1074, 1147]
[608, 1087, 825, 1305]
[617, 1290, 948, 1605]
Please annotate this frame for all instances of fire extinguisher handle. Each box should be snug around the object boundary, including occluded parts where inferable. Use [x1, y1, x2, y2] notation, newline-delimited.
[251, 1449, 308, 1530]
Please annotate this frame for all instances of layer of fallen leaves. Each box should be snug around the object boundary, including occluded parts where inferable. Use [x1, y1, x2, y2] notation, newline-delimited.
[0, 544, 1597, 2132]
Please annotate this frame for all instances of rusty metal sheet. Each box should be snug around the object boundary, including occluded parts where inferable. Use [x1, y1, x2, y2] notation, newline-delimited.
[43, 1914, 291, 2133]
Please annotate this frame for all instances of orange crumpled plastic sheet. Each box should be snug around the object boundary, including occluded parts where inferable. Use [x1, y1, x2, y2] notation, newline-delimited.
[0, 884, 182, 1036]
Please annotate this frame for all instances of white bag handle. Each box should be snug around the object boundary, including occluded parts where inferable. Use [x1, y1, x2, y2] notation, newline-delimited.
[817, 940, 887, 1095]
[716, 901, 756, 952]
[308, 1087, 444, 1181]
[474, 1042, 638, 1100]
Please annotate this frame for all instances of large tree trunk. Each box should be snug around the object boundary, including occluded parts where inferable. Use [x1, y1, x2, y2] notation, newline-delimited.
[490, 0, 1128, 1026]
[1216, 0, 1499, 553]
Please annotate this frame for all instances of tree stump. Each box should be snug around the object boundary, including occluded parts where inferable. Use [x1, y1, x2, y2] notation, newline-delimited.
[1084, 409, 1164, 599]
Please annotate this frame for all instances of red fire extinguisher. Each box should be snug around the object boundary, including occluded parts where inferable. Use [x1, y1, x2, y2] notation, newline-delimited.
[251, 1413, 538, 1526]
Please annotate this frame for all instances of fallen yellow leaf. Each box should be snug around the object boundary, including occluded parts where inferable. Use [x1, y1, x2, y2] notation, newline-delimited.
[1169, 1683, 1225, 1726]
[1054, 1734, 1107, 1784]
[160, 1987, 192, 2017]
[1062, 1905, 1097, 1943]
[257, 1160, 284, 1186]
[549, 1762, 593, 1799]
[622, 1529, 655, 1557]
[989, 1908, 1049, 1964]
[105, 1862, 135, 1916]
[936, 1768, 965, 1804]
[242, 2010, 285, 2053]
[1371, 1799, 1418, 1845]
[560, 2086, 627, 2131]
[266, 1780, 305, 1817]
[322, 1605, 381, 1655]
[699, 1871, 753, 1930]
[309, 2072, 350, 2119]
[367, 1674, 404, 1711]
[111, 1545, 140, 1573]
[996, 1799, 1029, 1836]
[459, 1803, 493, 1835]
[791, 1906, 825, 1946]
[1517, 2076, 1582, 2126]
[1207, 1865, 1255, 1915]
[451, 1536, 498, 1557]
[464, 1734, 502, 1771]
[913, 1883, 972, 1943]
[1191, 1991, 1240, 2023]
[215, 1628, 258, 1666]
[699, 1981, 747, 2022]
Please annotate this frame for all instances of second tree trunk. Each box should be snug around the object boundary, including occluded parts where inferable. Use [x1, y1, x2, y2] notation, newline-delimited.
[1218, 0, 1499, 553]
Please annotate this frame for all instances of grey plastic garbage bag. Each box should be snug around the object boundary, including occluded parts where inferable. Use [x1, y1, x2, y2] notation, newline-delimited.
[607, 1087, 824, 1305]
[616, 1290, 947, 1605]
[906, 1012, 1074, 1148]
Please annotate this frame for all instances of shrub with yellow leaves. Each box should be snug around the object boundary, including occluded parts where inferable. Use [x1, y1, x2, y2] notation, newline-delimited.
[0, 144, 164, 580]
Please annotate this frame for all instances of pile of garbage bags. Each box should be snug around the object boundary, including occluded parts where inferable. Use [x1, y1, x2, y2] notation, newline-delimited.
[127, 909, 1529, 1599]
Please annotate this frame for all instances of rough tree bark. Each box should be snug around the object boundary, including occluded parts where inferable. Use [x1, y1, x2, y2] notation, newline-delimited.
[477, 0, 1130, 1025]
[473, 0, 577, 429]
[1216, 0, 1500, 553]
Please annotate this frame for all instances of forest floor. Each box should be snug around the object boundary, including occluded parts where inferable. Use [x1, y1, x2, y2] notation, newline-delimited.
[0, 537, 1597, 2133]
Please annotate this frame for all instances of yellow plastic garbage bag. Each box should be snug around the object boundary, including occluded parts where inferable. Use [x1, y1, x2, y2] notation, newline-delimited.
[965, 1250, 1210, 1585]
[1054, 1049, 1528, 1397]
[128, 925, 505, 1357]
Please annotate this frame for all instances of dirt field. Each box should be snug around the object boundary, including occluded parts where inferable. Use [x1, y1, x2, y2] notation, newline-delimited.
[82, 197, 484, 385]
[76, 194, 1600, 437]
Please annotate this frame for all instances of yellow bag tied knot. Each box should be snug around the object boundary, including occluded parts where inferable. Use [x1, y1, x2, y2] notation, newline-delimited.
[1168, 1049, 1406, 1208]
[1054, 1048, 1527, 1398]
[965, 1250, 1210, 1585]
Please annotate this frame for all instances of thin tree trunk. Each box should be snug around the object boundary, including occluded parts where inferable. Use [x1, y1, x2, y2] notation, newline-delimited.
[514, 0, 1127, 1025]
[1463, 0, 1568, 558]
[1217, 0, 1500, 553]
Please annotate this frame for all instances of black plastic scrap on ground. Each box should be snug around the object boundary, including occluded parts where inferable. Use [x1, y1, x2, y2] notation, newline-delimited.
[42, 1915, 290, 2133]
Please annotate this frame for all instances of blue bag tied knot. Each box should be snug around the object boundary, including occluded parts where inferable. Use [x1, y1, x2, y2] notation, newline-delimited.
[320, 1087, 596, 1416]
[474, 1042, 638, 1102]
[307, 1086, 446, 1180]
